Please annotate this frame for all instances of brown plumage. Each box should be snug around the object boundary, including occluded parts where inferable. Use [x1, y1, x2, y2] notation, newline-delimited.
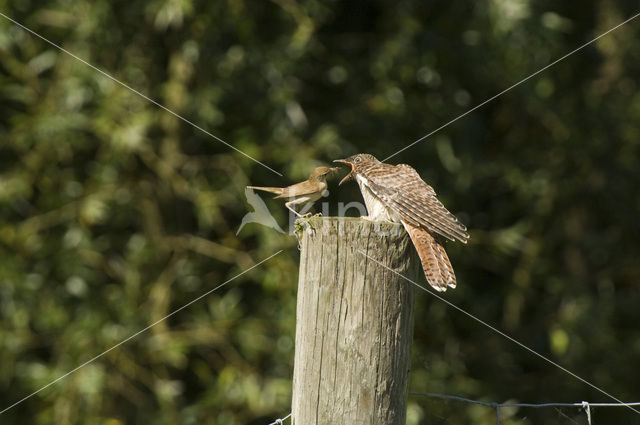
[248, 166, 338, 217]
[334, 154, 468, 291]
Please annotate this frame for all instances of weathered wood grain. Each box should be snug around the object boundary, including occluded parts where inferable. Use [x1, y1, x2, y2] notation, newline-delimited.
[292, 216, 420, 425]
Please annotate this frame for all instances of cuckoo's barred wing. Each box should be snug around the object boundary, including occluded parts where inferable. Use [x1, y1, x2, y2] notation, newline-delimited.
[365, 164, 469, 243]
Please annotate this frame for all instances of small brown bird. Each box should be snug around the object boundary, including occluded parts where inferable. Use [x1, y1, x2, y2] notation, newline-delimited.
[248, 166, 339, 217]
[334, 154, 469, 291]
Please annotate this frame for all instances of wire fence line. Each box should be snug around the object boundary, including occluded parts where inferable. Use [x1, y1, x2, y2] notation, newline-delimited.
[409, 391, 640, 425]
[409, 391, 640, 408]
[267, 412, 291, 425]
[268, 393, 640, 425]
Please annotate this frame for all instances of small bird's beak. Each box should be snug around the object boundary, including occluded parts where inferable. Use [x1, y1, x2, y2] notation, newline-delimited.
[333, 159, 354, 186]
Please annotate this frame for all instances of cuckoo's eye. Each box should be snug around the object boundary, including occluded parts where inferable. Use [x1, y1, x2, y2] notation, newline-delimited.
[354, 156, 362, 163]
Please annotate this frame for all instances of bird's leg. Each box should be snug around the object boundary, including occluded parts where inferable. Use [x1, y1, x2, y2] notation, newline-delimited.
[285, 201, 305, 218]
[296, 202, 316, 218]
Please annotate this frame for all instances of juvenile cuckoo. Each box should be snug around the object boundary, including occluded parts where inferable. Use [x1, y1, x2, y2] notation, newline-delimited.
[247, 166, 338, 217]
[334, 154, 469, 291]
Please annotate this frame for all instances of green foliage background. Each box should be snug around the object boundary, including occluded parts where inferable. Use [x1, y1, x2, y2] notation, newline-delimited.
[1, 0, 639, 423]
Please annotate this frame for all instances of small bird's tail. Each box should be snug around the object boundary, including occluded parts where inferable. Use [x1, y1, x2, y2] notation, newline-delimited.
[402, 221, 456, 291]
[247, 186, 284, 196]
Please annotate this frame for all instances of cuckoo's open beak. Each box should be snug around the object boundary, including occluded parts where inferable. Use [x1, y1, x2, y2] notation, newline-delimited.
[333, 159, 354, 186]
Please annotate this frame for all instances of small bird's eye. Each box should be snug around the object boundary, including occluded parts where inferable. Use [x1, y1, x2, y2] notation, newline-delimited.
[354, 156, 362, 163]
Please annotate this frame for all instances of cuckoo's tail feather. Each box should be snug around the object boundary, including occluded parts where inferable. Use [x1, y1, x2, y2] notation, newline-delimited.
[434, 238, 456, 289]
[402, 221, 456, 291]
[247, 186, 284, 196]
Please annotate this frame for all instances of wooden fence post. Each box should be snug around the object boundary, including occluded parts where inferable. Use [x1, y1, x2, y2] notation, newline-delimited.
[291, 216, 420, 424]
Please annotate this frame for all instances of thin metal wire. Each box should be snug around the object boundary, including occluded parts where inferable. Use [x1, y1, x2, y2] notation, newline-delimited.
[0, 250, 283, 415]
[409, 391, 495, 407]
[410, 391, 640, 425]
[360, 250, 640, 416]
[583, 401, 593, 425]
[268, 412, 292, 425]
[271, 395, 637, 425]
[0, 11, 283, 177]
[408, 391, 640, 408]
[382, 10, 640, 162]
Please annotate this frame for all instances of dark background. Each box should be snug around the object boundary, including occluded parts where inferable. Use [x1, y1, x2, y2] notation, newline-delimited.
[1, 0, 639, 423]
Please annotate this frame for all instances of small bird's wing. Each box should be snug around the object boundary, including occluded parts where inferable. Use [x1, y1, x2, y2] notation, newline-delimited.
[365, 164, 469, 243]
[274, 180, 322, 198]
